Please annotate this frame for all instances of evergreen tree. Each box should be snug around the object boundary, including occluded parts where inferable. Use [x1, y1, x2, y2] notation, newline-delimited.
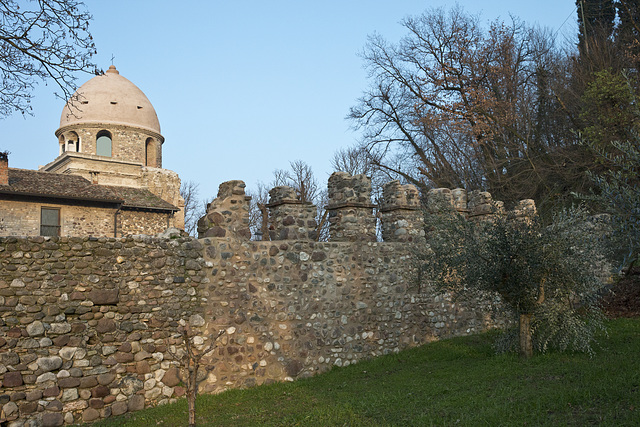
[615, 0, 640, 70]
[576, 0, 616, 54]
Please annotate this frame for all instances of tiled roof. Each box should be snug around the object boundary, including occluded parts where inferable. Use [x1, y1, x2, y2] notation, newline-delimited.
[102, 185, 177, 211]
[0, 168, 177, 211]
[1, 168, 121, 202]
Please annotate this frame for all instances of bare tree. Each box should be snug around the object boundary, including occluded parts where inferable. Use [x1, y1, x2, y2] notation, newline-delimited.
[247, 182, 270, 240]
[273, 160, 320, 203]
[249, 160, 329, 241]
[180, 181, 205, 236]
[0, 0, 98, 117]
[349, 6, 575, 208]
[169, 326, 225, 427]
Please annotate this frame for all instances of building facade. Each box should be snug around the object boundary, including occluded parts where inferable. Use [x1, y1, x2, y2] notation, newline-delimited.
[0, 66, 184, 237]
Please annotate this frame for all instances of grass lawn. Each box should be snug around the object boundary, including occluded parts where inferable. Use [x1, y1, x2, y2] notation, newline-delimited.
[88, 318, 640, 426]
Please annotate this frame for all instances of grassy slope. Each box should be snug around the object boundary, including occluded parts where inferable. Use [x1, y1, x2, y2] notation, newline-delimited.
[89, 318, 640, 426]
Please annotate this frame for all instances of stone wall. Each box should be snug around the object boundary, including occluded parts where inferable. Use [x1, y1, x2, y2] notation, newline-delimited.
[117, 211, 172, 237]
[197, 237, 507, 394]
[190, 176, 516, 394]
[0, 235, 208, 425]
[55, 124, 163, 168]
[0, 199, 116, 238]
[0, 173, 527, 425]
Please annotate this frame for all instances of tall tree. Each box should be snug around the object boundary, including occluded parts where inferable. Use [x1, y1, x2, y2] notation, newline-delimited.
[615, 0, 640, 70]
[180, 181, 207, 237]
[0, 0, 98, 117]
[576, 0, 616, 54]
[349, 6, 572, 208]
[580, 69, 637, 153]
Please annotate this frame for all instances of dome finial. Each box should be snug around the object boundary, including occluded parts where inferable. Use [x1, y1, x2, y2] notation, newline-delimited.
[106, 65, 119, 75]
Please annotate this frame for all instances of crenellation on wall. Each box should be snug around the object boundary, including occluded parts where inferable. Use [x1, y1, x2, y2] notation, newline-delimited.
[467, 190, 505, 218]
[451, 188, 468, 212]
[326, 172, 377, 242]
[197, 181, 252, 240]
[267, 186, 317, 241]
[380, 180, 425, 243]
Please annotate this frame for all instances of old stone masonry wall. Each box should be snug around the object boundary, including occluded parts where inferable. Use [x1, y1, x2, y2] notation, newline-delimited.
[0, 172, 523, 425]
[0, 234, 209, 426]
[195, 174, 518, 394]
[198, 237, 507, 394]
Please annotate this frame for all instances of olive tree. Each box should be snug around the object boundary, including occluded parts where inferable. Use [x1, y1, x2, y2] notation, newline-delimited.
[422, 202, 609, 358]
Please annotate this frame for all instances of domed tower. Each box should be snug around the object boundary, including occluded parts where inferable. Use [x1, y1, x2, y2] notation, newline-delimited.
[41, 65, 184, 229]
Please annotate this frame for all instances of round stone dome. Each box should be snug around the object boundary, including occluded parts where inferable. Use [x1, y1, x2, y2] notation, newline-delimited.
[59, 65, 161, 134]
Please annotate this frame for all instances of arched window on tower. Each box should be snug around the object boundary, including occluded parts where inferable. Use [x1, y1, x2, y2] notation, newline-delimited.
[59, 135, 65, 155]
[70, 131, 80, 152]
[96, 130, 112, 157]
[145, 137, 156, 167]
[63, 131, 80, 153]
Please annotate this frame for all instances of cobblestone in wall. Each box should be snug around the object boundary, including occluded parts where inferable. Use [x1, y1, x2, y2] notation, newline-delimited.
[0, 235, 208, 425]
[267, 186, 317, 241]
[198, 237, 508, 395]
[467, 190, 504, 218]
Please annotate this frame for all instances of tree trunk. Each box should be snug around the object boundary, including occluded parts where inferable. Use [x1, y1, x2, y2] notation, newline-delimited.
[188, 389, 196, 427]
[188, 367, 197, 427]
[519, 313, 533, 358]
[257, 203, 269, 241]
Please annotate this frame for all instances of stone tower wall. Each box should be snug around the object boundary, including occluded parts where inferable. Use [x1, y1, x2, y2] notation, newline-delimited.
[55, 124, 162, 168]
[140, 167, 184, 230]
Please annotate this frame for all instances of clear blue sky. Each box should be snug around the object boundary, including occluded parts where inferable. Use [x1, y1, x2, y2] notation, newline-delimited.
[2, 0, 578, 202]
